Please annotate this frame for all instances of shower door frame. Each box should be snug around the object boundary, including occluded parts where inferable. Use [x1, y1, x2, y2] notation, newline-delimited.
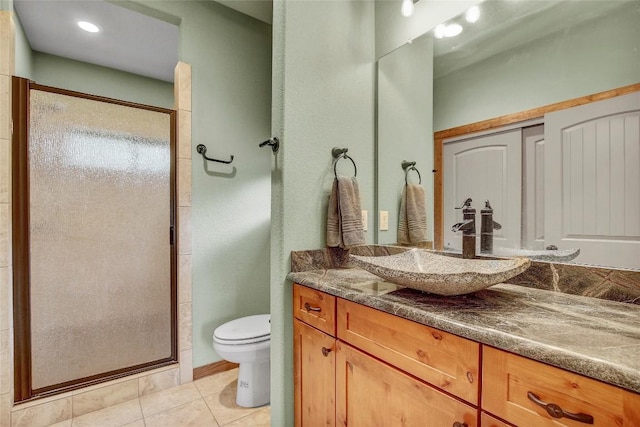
[11, 77, 178, 403]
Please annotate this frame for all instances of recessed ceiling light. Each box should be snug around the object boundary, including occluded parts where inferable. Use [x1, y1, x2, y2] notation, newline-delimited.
[444, 23, 463, 38]
[77, 21, 100, 33]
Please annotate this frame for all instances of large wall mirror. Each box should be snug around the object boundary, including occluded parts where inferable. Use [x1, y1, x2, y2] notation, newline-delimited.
[376, 0, 640, 270]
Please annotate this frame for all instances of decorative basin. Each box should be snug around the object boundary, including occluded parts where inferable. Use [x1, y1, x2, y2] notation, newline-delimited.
[349, 248, 531, 296]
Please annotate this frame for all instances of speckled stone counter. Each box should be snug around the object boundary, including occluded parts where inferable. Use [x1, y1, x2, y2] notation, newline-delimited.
[287, 267, 640, 395]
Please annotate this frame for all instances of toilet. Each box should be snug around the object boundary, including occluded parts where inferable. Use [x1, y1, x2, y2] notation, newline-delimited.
[213, 314, 271, 408]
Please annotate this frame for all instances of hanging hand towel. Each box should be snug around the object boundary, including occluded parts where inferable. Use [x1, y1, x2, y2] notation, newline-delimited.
[327, 176, 365, 249]
[398, 183, 428, 245]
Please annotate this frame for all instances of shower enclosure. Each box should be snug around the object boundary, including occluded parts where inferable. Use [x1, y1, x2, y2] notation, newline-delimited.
[12, 77, 177, 402]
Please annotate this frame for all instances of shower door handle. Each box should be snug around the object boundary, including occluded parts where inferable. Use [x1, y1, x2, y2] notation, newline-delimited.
[170, 226, 175, 245]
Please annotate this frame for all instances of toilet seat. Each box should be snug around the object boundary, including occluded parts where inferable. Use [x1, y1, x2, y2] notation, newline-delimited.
[213, 314, 270, 345]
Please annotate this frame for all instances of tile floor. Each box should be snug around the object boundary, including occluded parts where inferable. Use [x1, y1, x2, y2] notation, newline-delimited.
[44, 369, 270, 427]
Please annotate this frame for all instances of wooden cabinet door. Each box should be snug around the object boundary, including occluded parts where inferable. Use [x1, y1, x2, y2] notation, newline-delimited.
[294, 319, 336, 427]
[336, 341, 477, 427]
[481, 412, 514, 427]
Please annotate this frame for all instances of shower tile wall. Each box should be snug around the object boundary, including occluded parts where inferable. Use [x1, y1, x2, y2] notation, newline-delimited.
[175, 61, 194, 385]
[0, 9, 195, 422]
[0, 10, 15, 426]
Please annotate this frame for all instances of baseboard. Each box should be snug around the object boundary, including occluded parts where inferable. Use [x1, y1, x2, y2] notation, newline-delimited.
[193, 360, 239, 380]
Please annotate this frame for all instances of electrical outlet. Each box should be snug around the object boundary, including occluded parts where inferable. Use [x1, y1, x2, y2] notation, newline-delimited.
[361, 210, 368, 231]
[380, 211, 389, 231]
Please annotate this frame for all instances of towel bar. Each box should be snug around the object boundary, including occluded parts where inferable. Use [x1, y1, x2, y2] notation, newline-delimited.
[332, 147, 357, 177]
[196, 144, 234, 164]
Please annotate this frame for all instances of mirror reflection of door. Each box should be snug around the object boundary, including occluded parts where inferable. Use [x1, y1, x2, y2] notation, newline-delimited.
[544, 92, 640, 269]
[443, 129, 522, 252]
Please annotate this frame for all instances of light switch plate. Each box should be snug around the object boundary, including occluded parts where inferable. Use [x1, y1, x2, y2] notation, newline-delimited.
[361, 210, 368, 231]
[380, 211, 389, 231]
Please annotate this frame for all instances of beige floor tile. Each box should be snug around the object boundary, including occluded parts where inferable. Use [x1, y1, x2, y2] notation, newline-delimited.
[44, 420, 72, 427]
[139, 382, 201, 418]
[120, 420, 145, 427]
[71, 399, 142, 427]
[223, 407, 270, 427]
[194, 368, 239, 397]
[202, 382, 263, 427]
[144, 399, 218, 427]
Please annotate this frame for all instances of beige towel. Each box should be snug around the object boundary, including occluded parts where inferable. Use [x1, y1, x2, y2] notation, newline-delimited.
[398, 184, 428, 245]
[327, 177, 365, 249]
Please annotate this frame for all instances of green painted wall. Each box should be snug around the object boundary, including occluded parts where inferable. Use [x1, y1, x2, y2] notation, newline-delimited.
[434, 2, 640, 131]
[271, 1, 375, 424]
[32, 52, 173, 109]
[138, 0, 272, 369]
[377, 34, 434, 245]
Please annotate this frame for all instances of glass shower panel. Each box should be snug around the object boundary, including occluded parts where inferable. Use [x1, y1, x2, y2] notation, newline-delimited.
[29, 89, 173, 390]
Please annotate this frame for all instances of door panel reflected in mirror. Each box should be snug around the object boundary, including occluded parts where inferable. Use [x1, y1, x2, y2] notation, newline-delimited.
[376, 0, 640, 270]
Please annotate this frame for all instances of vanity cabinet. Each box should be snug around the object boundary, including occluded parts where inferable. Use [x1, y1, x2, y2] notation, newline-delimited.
[482, 346, 640, 426]
[293, 283, 640, 426]
[293, 284, 337, 427]
[293, 284, 477, 426]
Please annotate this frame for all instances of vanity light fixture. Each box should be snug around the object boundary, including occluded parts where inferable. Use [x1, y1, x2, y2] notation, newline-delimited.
[466, 5, 480, 23]
[77, 20, 100, 33]
[401, 0, 418, 17]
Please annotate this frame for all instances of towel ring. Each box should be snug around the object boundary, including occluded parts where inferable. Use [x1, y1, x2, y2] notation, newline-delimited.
[401, 160, 422, 185]
[332, 147, 357, 177]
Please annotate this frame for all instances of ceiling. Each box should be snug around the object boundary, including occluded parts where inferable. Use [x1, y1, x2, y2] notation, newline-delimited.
[14, 0, 271, 83]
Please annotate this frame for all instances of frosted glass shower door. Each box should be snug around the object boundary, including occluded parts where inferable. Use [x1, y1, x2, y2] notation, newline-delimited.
[23, 86, 176, 395]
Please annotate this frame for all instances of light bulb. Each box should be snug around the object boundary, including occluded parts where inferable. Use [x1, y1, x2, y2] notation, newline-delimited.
[401, 0, 415, 17]
[434, 24, 446, 39]
[77, 21, 100, 33]
[466, 6, 480, 23]
[445, 23, 463, 37]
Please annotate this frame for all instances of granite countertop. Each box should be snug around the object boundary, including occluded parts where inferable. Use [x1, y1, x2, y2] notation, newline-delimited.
[288, 267, 640, 394]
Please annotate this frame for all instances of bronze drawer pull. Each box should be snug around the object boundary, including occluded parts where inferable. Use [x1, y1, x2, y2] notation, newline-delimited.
[321, 347, 332, 357]
[452, 422, 467, 427]
[304, 302, 321, 312]
[527, 392, 594, 424]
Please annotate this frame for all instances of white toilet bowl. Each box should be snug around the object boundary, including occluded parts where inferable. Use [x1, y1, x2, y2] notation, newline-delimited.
[213, 314, 270, 408]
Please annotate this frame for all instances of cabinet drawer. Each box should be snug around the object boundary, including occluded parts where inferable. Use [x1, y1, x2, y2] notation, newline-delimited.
[336, 341, 477, 427]
[337, 299, 480, 404]
[482, 346, 640, 426]
[293, 284, 336, 336]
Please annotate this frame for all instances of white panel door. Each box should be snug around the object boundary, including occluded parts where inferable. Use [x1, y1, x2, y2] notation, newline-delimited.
[443, 129, 522, 252]
[545, 92, 640, 269]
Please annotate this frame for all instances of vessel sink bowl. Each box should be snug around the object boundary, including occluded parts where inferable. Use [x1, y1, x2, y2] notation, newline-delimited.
[349, 249, 531, 296]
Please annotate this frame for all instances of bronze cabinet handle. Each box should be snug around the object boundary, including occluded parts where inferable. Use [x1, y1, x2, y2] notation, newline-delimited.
[321, 347, 332, 357]
[452, 422, 467, 427]
[304, 302, 321, 312]
[527, 392, 594, 424]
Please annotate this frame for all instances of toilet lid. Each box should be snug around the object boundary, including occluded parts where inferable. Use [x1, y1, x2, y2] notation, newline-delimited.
[213, 314, 270, 345]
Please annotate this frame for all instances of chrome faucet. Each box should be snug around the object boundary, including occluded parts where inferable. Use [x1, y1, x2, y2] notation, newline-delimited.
[480, 200, 502, 254]
[451, 198, 476, 259]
